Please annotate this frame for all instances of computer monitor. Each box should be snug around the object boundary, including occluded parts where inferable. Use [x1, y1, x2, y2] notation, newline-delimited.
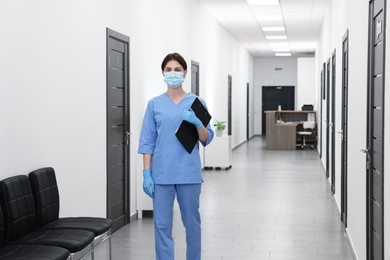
[302, 104, 313, 111]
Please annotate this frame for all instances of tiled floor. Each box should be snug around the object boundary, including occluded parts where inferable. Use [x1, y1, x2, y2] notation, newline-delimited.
[102, 136, 355, 260]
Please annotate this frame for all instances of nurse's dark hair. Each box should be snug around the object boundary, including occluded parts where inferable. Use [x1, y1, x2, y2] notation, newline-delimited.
[161, 52, 187, 71]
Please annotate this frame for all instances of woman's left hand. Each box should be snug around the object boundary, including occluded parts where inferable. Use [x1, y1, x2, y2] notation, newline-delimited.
[183, 109, 202, 129]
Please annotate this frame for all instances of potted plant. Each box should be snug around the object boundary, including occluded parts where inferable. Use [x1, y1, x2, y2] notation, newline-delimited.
[213, 120, 226, 137]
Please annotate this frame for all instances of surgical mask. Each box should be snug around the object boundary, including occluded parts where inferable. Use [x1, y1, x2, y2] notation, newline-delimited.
[164, 71, 184, 88]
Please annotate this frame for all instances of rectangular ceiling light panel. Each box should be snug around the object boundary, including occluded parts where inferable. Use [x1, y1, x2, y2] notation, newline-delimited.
[261, 26, 285, 31]
[266, 35, 287, 40]
[270, 42, 290, 48]
[273, 48, 291, 52]
[247, 0, 279, 6]
[256, 15, 284, 22]
[275, 53, 292, 56]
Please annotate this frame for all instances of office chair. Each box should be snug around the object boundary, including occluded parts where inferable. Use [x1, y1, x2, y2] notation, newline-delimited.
[297, 121, 315, 149]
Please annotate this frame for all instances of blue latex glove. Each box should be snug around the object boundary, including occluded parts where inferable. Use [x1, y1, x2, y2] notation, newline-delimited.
[183, 108, 202, 129]
[143, 169, 154, 198]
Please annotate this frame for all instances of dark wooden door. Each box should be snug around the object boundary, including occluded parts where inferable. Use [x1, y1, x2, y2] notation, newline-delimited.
[262, 86, 295, 135]
[191, 61, 199, 96]
[326, 59, 330, 179]
[320, 69, 324, 159]
[331, 50, 336, 194]
[247, 83, 250, 141]
[106, 28, 130, 233]
[228, 75, 232, 136]
[367, 1, 385, 259]
[341, 30, 349, 227]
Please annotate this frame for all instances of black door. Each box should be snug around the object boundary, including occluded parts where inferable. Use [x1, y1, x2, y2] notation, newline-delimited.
[341, 30, 349, 227]
[247, 83, 250, 141]
[106, 28, 130, 233]
[320, 69, 324, 159]
[262, 86, 295, 135]
[191, 61, 199, 96]
[326, 59, 330, 179]
[331, 50, 336, 194]
[228, 75, 232, 136]
[367, 1, 385, 259]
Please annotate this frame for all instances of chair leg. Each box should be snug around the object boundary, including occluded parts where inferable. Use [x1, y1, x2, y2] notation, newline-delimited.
[109, 229, 112, 260]
[91, 243, 95, 260]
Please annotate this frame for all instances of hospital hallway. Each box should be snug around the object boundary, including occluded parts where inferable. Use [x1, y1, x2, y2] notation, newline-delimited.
[105, 136, 355, 260]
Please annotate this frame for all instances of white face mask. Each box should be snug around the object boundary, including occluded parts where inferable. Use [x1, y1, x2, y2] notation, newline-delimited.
[164, 71, 184, 88]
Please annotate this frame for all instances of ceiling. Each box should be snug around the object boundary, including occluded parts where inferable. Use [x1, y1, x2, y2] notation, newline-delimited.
[196, 0, 329, 57]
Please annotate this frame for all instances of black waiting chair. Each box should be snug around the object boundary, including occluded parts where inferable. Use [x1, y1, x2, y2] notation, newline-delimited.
[29, 167, 113, 259]
[0, 204, 71, 260]
[0, 175, 95, 260]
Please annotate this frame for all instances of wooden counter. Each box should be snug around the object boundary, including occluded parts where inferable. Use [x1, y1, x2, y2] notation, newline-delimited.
[265, 111, 316, 150]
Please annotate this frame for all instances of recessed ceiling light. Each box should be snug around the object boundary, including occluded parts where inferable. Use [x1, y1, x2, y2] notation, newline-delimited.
[256, 15, 284, 22]
[266, 35, 288, 40]
[273, 48, 290, 52]
[275, 53, 292, 56]
[247, 0, 279, 6]
[262, 26, 285, 32]
[270, 42, 289, 48]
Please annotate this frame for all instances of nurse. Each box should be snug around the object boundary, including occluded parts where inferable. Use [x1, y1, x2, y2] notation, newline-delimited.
[138, 52, 214, 260]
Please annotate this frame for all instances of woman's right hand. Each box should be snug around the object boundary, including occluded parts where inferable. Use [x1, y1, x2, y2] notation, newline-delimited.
[143, 169, 154, 198]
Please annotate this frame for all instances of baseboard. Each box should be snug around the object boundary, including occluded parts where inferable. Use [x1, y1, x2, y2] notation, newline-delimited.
[130, 212, 138, 222]
[345, 228, 358, 260]
[333, 195, 342, 213]
[231, 134, 262, 150]
[233, 139, 247, 150]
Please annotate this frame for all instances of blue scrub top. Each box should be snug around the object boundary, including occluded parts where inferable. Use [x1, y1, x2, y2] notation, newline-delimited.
[138, 93, 214, 185]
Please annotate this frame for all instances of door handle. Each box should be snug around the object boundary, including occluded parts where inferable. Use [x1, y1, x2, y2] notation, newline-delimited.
[126, 131, 131, 145]
[337, 130, 343, 134]
[329, 123, 333, 127]
[362, 147, 371, 170]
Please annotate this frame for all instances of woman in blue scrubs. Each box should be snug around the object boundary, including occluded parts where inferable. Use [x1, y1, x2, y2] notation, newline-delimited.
[138, 53, 214, 260]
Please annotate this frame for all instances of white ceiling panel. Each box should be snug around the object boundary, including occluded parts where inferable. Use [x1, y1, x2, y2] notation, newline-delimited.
[197, 0, 329, 57]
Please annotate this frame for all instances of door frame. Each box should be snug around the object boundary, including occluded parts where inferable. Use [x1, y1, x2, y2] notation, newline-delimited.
[319, 69, 322, 158]
[331, 50, 336, 194]
[228, 75, 232, 136]
[326, 59, 331, 179]
[319, 66, 324, 159]
[247, 82, 250, 141]
[191, 60, 200, 96]
[367, 0, 386, 258]
[341, 29, 349, 227]
[106, 28, 130, 228]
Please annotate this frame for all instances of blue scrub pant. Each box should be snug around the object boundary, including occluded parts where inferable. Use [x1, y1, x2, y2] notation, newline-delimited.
[153, 184, 202, 260]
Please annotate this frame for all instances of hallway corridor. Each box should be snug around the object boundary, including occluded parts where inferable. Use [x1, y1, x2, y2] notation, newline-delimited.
[109, 137, 354, 260]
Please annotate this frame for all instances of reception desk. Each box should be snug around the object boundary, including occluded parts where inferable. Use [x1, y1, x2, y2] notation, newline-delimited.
[265, 110, 316, 150]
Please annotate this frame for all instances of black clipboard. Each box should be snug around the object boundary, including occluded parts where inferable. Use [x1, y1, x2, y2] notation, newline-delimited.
[175, 98, 212, 154]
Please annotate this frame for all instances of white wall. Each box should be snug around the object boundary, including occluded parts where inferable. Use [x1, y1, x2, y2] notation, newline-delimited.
[316, 0, 344, 214]
[253, 57, 297, 135]
[0, 0, 109, 217]
[316, 0, 376, 259]
[297, 57, 316, 110]
[0, 0, 254, 219]
[345, 0, 370, 257]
